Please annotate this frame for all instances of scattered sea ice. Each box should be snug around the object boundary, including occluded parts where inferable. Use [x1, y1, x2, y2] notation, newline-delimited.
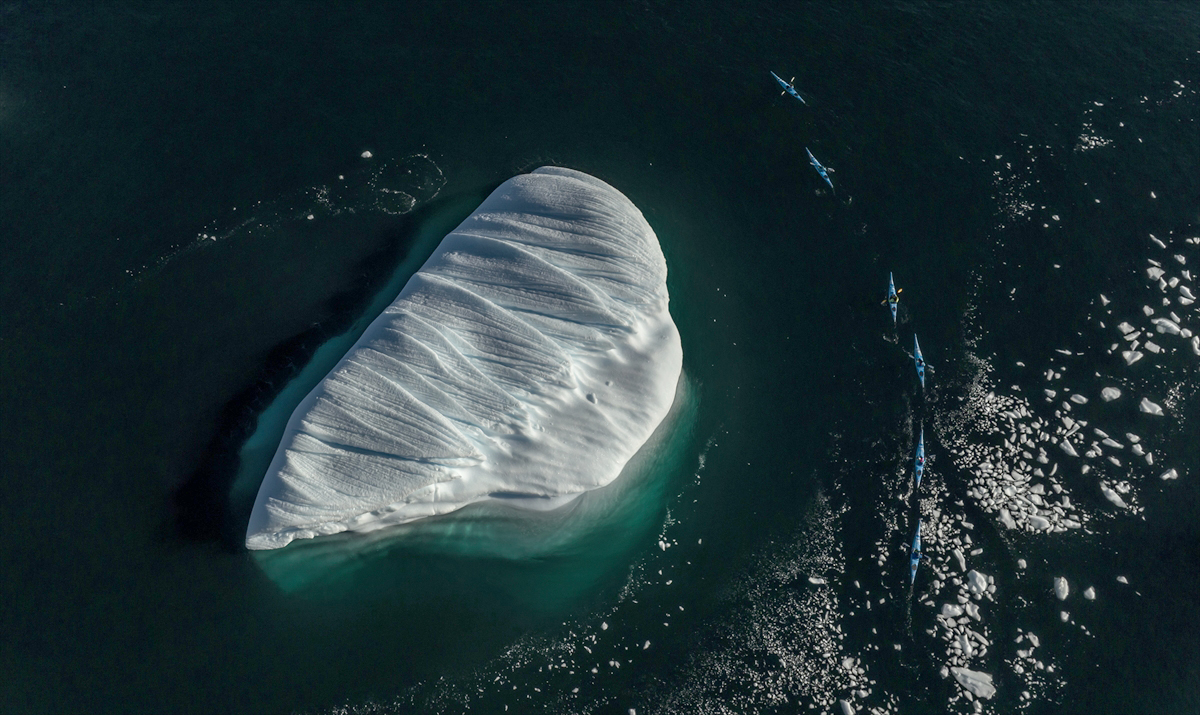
[1138, 398, 1164, 416]
[1101, 387, 1121, 401]
[1054, 577, 1069, 600]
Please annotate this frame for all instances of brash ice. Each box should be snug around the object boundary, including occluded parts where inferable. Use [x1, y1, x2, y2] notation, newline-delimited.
[246, 167, 683, 550]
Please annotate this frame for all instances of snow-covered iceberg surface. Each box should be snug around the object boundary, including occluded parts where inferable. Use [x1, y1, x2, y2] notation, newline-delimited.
[246, 167, 682, 550]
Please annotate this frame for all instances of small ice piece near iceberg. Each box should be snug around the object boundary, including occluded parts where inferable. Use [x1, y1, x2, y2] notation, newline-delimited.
[246, 168, 683, 550]
[1101, 387, 1121, 402]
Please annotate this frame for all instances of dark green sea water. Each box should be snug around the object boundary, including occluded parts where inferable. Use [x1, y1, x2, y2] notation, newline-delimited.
[2, 3, 1198, 714]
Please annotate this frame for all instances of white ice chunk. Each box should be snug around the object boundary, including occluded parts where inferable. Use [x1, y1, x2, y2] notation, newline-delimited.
[1147, 266, 1166, 280]
[1100, 484, 1128, 509]
[1101, 387, 1121, 402]
[1138, 398, 1164, 416]
[1117, 322, 1135, 334]
[246, 168, 684, 550]
[1159, 468, 1178, 481]
[951, 667, 997, 700]
[839, 699, 854, 715]
[967, 570, 988, 596]
[1153, 318, 1181, 335]
[1054, 577, 1069, 600]
[1122, 350, 1143, 365]
[1070, 394, 1088, 404]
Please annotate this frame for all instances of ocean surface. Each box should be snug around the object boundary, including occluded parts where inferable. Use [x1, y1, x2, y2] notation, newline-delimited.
[2, 3, 1198, 714]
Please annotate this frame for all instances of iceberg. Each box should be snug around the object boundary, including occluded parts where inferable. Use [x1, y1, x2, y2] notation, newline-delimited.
[246, 167, 683, 550]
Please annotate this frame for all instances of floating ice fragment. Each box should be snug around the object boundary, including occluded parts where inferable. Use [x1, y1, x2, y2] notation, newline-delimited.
[951, 667, 997, 699]
[808, 576, 827, 585]
[1017, 559, 1027, 569]
[1070, 394, 1088, 404]
[1138, 398, 1164, 416]
[601, 622, 609, 631]
[1175, 254, 1187, 265]
[1100, 484, 1128, 509]
[1029, 515, 1051, 530]
[839, 699, 854, 715]
[1159, 468, 1178, 481]
[1122, 350, 1143, 365]
[361, 150, 373, 158]
[1101, 387, 1121, 402]
[1084, 587, 1096, 600]
[1147, 266, 1166, 280]
[1153, 318, 1181, 335]
[966, 570, 988, 596]
[643, 640, 651, 650]
[942, 603, 965, 618]
[1060, 611, 1070, 622]
[1117, 576, 1129, 584]
[1054, 577, 1069, 600]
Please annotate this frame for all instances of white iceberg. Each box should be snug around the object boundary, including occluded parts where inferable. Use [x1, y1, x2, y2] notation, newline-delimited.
[246, 167, 683, 550]
[951, 667, 997, 699]
[1054, 576, 1069, 600]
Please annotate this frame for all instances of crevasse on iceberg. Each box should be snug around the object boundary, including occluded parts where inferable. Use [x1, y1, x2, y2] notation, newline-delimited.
[246, 167, 682, 550]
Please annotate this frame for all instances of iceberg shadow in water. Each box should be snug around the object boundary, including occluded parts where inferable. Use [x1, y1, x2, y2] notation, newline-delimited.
[172, 195, 480, 548]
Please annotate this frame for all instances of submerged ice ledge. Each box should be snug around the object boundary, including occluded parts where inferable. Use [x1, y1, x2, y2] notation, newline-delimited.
[246, 167, 682, 550]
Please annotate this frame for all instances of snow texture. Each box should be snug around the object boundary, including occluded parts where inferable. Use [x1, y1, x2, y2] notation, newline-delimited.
[246, 167, 683, 550]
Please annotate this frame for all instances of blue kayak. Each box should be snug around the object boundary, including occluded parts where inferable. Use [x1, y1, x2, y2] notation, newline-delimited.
[806, 148, 834, 192]
[909, 518, 923, 584]
[769, 71, 806, 104]
[914, 334, 926, 389]
[887, 272, 899, 325]
[915, 427, 925, 489]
